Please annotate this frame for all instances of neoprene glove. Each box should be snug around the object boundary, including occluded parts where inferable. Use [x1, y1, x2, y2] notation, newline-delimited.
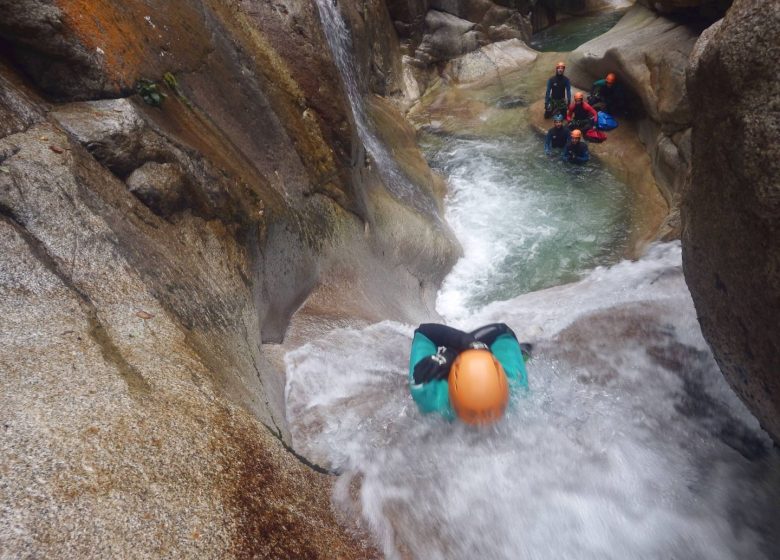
[413, 346, 458, 385]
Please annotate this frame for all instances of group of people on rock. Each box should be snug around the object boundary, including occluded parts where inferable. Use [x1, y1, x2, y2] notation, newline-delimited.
[543, 61, 626, 164]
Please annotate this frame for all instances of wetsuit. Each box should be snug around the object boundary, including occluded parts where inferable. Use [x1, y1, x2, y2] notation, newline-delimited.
[589, 79, 626, 115]
[544, 125, 571, 155]
[566, 101, 597, 132]
[562, 140, 590, 164]
[409, 323, 529, 419]
[545, 74, 572, 118]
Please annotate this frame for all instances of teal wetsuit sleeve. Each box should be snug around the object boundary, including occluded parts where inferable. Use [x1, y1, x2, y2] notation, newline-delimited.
[490, 333, 529, 392]
[409, 332, 455, 419]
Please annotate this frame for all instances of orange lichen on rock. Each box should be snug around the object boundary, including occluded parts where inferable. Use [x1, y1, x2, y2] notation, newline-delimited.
[54, 0, 211, 91]
[54, 0, 146, 90]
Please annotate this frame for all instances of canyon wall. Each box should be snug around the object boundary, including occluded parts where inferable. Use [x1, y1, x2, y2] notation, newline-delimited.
[682, 0, 780, 444]
[0, 0, 458, 556]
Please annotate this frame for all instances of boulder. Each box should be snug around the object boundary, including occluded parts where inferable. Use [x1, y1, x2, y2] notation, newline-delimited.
[568, 6, 697, 127]
[126, 162, 189, 216]
[682, 0, 780, 444]
[52, 98, 147, 176]
[445, 38, 538, 83]
[415, 10, 481, 64]
[388, 0, 533, 100]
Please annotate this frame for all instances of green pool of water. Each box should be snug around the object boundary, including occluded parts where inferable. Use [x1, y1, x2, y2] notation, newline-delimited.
[422, 132, 633, 318]
[530, 10, 627, 52]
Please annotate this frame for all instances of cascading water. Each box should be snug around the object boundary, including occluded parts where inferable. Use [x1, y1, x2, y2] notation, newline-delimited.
[530, 10, 627, 52]
[288, 6, 780, 559]
[286, 245, 780, 559]
[313, 0, 437, 215]
[421, 132, 631, 320]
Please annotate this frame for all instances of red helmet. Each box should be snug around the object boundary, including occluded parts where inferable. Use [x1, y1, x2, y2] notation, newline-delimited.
[606, 73, 616, 85]
[574, 91, 584, 101]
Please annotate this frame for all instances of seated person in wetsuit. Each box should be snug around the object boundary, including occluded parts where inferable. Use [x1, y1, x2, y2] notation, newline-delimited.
[544, 61, 572, 119]
[566, 92, 598, 133]
[409, 323, 529, 425]
[544, 114, 571, 155]
[561, 129, 589, 164]
[588, 72, 626, 116]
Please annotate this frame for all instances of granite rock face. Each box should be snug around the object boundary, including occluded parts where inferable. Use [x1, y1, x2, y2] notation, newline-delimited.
[637, 0, 732, 20]
[567, 5, 699, 237]
[682, 0, 780, 444]
[444, 38, 538, 83]
[0, 0, 459, 556]
[385, 0, 533, 102]
[415, 10, 482, 65]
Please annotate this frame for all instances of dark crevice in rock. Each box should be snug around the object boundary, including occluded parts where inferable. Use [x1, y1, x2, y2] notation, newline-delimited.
[0, 205, 152, 398]
[0, 36, 127, 103]
[263, 421, 338, 476]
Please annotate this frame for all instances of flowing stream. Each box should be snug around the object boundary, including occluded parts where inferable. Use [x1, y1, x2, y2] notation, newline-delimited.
[530, 10, 627, 52]
[288, 5, 780, 559]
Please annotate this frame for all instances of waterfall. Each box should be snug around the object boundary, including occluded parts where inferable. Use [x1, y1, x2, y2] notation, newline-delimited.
[313, 0, 437, 216]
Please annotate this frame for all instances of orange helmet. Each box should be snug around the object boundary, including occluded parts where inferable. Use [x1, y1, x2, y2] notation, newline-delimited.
[556, 61, 566, 70]
[606, 73, 616, 85]
[574, 91, 584, 101]
[571, 129, 582, 139]
[448, 350, 509, 426]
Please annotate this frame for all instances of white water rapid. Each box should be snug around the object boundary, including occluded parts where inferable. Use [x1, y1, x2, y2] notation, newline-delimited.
[286, 243, 780, 559]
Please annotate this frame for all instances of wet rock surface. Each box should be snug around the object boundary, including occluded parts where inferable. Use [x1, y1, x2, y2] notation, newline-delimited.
[637, 0, 732, 20]
[125, 161, 189, 216]
[385, 0, 533, 102]
[444, 38, 538, 84]
[0, 0, 458, 557]
[682, 0, 780, 444]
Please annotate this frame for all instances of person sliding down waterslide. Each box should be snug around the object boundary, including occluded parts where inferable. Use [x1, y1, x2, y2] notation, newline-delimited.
[409, 323, 529, 425]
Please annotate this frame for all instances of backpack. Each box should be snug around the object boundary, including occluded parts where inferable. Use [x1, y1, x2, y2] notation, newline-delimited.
[597, 112, 618, 131]
[586, 129, 607, 143]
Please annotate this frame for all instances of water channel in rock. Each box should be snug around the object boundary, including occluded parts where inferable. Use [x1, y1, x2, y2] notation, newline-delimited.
[286, 8, 780, 559]
[530, 9, 628, 52]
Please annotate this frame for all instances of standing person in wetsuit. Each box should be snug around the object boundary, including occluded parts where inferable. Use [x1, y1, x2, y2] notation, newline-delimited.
[544, 61, 572, 119]
[589, 73, 626, 116]
[544, 114, 571, 155]
[562, 129, 590, 165]
[409, 323, 529, 425]
[566, 92, 598, 133]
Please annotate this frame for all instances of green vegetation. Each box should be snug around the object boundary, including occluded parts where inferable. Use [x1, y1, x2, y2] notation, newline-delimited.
[135, 79, 167, 107]
[135, 73, 193, 109]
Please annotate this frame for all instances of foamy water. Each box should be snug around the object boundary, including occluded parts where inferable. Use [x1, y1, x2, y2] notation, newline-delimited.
[423, 134, 630, 320]
[285, 244, 780, 559]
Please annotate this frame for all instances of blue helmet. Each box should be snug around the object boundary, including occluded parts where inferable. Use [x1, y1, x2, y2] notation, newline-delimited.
[553, 114, 564, 122]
